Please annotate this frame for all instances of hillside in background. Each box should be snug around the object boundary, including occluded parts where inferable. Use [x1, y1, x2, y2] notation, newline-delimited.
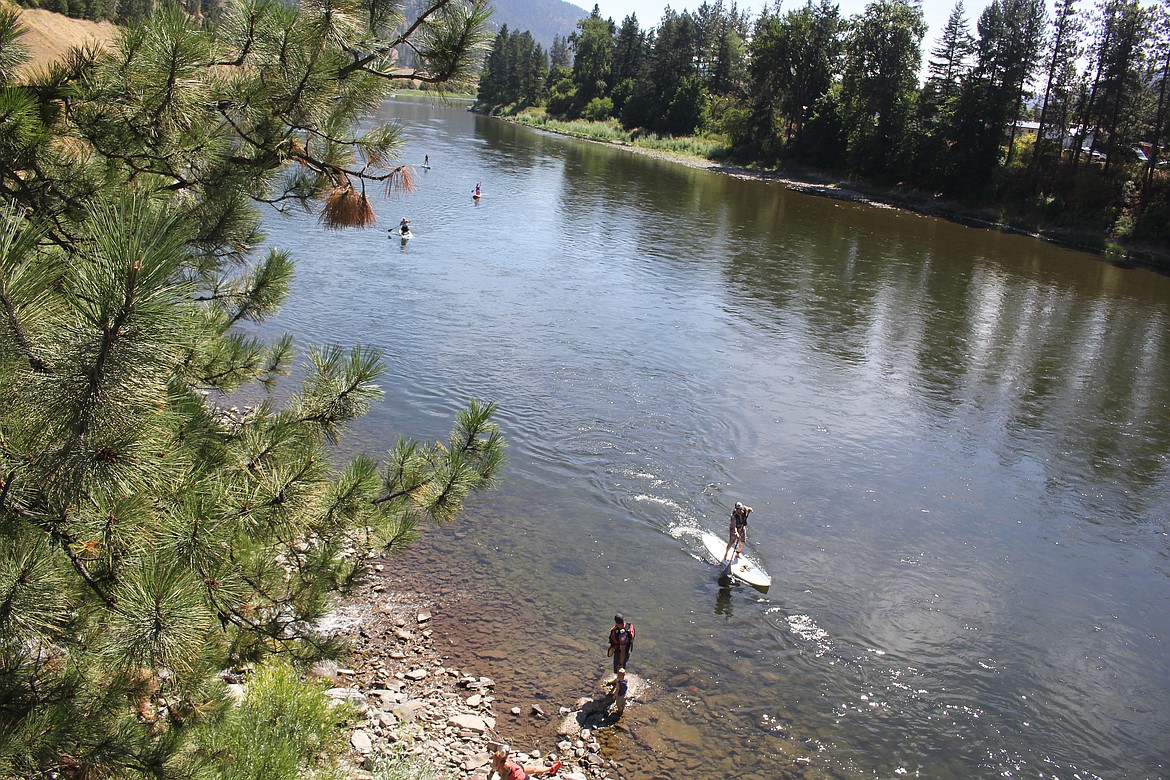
[4, 1, 115, 77]
[6, 0, 581, 76]
[487, 0, 585, 48]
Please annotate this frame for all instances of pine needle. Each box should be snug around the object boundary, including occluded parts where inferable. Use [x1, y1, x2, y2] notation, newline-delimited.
[384, 165, 416, 196]
[321, 181, 376, 229]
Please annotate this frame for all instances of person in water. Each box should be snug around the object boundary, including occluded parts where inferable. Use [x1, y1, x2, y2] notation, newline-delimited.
[473, 182, 481, 198]
[611, 667, 629, 717]
[723, 501, 753, 563]
[608, 613, 634, 673]
[396, 217, 411, 235]
[488, 746, 560, 779]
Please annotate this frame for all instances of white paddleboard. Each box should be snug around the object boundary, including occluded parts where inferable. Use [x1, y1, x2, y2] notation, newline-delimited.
[701, 532, 772, 588]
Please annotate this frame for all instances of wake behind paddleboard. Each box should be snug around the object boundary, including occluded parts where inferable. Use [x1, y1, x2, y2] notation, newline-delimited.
[701, 532, 772, 588]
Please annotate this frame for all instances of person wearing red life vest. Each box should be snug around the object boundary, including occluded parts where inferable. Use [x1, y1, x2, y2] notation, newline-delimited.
[488, 746, 560, 779]
[608, 613, 635, 673]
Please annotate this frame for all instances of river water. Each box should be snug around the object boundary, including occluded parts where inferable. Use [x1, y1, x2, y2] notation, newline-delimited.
[254, 98, 1170, 779]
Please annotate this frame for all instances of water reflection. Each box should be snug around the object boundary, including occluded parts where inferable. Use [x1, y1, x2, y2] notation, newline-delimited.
[714, 573, 734, 617]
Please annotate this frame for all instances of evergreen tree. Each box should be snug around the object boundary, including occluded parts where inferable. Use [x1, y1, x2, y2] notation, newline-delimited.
[1087, 0, 1151, 175]
[946, 0, 1047, 191]
[612, 13, 646, 86]
[1143, 0, 1170, 193]
[1032, 0, 1085, 173]
[925, 2, 974, 108]
[628, 8, 702, 132]
[703, 1, 750, 97]
[840, 0, 926, 178]
[550, 34, 572, 68]
[570, 5, 615, 107]
[479, 25, 513, 106]
[0, 1, 502, 777]
[747, 0, 843, 151]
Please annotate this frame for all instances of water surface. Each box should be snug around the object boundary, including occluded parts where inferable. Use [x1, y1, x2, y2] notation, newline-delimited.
[253, 98, 1170, 779]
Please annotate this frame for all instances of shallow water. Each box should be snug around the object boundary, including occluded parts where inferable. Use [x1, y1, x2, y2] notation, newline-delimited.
[252, 97, 1170, 779]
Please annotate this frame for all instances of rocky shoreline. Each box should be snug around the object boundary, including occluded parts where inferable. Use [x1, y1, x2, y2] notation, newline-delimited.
[316, 568, 642, 780]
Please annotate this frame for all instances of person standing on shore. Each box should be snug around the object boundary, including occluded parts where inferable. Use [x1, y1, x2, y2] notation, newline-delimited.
[608, 613, 634, 673]
[488, 746, 560, 778]
[723, 501, 753, 563]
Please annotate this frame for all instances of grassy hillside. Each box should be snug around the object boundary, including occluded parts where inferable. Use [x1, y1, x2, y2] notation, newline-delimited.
[4, 1, 116, 77]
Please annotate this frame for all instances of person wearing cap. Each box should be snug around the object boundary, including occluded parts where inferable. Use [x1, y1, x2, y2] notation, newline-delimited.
[395, 217, 411, 236]
[608, 613, 635, 673]
[723, 501, 754, 563]
[488, 745, 560, 779]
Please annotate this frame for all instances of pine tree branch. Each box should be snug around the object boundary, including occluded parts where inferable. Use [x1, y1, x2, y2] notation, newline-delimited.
[0, 289, 51, 373]
[77, 265, 139, 439]
[51, 524, 122, 612]
[337, 0, 456, 78]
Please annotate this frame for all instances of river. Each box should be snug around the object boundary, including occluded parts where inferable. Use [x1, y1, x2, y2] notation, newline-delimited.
[252, 97, 1170, 779]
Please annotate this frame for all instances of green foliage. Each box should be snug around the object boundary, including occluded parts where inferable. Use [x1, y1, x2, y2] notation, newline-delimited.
[570, 6, 615, 105]
[664, 75, 709, 136]
[546, 75, 577, 116]
[581, 96, 614, 121]
[477, 26, 548, 109]
[0, 0, 503, 776]
[193, 661, 351, 780]
[371, 752, 454, 780]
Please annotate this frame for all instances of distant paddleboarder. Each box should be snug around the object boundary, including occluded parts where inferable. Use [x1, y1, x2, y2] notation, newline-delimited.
[473, 182, 481, 199]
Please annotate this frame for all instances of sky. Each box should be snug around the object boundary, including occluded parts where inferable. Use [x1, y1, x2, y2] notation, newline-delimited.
[572, 0, 991, 53]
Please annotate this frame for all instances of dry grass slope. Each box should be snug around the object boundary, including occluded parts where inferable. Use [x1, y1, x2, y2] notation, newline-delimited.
[4, 0, 116, 77]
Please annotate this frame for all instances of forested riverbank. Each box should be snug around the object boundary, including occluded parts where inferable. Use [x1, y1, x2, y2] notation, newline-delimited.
[482, 106, 1170, 269]
[476, 0, 1170, 271]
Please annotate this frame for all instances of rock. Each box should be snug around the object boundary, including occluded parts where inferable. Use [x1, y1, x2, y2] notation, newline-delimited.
[351, 730, 373, 754]
[369, 689, 404, 704]
[531, 703, 546, 718]
[308, 660, 338, 681]
[466, 694, 482, 707]
[405, 668, 428, 680]
[510, 706, 522, 715]
[417, 610, 432, 623]
[462, 753, 492, 771]
[390, 700, 426, 722]
[325, 687, 367, 705]
[447, 714, 490, 733]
